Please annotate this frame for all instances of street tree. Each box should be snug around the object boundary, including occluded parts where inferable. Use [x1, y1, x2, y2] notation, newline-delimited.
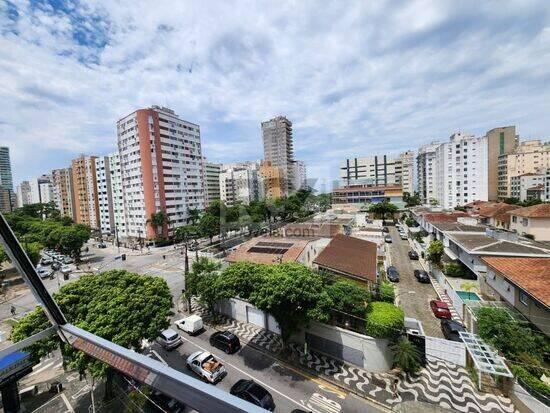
[392, 337, 423, 375]
[368, 201, 398, 219]
[199, 213, 219, 244]
[10, 270, 172, 399]
[147, 211, 169, 239]
[187, 208, 201, 225]
[249, 263, 331, 348]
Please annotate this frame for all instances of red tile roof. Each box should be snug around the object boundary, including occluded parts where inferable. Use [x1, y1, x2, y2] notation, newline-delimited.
[313, 234, 378, 282]
[508, 204, 550, 218]
[482, 257, 550, 307]
[476, 203, 518, 218]
[423, 212, 468, 223]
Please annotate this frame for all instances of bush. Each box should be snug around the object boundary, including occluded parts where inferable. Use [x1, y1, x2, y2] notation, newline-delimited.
[365, 302, 404, 339]
[523, 233, 535, 240]
[378, 281, 395, 303]
[510, 364, 550, 399]
[444, 262, 475, 279]
[153, 238, 174, 247]
[392, 338, 422, 374]
[405, 218, 415, 227]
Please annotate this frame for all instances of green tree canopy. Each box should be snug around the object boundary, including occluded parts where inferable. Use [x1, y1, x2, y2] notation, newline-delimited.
[392, 337, 423, 375]
[325, 279, 369, 319]
[11, 270, 172, 394]
[368, 201, 398, 219]
[427, 240, 444, 264]
[199, 213, 219, 244]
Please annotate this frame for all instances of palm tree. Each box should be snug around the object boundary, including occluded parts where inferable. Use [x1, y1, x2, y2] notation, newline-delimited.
[391, 338, 422, 375]
[147, 211, 169, 239]
[460, 281, 477, 300]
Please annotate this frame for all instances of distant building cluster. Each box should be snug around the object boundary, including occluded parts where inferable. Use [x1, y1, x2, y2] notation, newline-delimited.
[12, 109, 307, 243]
[334, 125, 550, 210]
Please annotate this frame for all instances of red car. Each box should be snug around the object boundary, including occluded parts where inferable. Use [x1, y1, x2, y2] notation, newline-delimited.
[430, 300, 452, 319]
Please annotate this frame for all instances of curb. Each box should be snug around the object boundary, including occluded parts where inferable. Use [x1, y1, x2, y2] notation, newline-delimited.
[204, 318, 394, 412]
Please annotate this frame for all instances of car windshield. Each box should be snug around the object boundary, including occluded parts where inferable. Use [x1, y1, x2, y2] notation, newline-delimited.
[165, 332, 178, 341]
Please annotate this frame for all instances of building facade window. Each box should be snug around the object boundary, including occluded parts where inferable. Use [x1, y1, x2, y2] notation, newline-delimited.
[519, 291, 528, 306]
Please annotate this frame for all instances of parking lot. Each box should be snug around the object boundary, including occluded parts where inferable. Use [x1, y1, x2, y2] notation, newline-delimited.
[387, 227, 444, 338]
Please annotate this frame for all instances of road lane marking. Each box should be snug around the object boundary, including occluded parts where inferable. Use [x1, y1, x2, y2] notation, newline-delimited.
[60, 393, 75, 413]
[301, 392, 342, 413]
[150, 349, 168, 365]
[177, 334, 307, 409]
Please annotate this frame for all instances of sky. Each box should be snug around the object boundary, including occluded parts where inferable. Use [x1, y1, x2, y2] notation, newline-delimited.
[1, 0, 550, 191]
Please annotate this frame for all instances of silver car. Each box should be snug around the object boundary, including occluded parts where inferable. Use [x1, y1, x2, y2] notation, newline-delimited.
[186, 351, 227, 383]
[157, 329, 182, 350]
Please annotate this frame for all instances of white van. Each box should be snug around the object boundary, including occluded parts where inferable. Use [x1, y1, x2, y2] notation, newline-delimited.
[175, 315, 203, 335]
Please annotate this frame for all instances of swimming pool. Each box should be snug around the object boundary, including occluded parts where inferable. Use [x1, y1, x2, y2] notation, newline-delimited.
[457, 291, 481, 301]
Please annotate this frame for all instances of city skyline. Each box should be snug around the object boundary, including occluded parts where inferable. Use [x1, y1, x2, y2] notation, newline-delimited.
[1, 1, 550, 187]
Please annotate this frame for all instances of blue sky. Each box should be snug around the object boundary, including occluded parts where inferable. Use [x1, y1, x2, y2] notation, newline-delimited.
[1, 0, 549, 190]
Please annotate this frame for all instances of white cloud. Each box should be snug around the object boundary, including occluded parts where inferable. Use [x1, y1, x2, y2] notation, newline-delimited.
[1, 0, 550, 188]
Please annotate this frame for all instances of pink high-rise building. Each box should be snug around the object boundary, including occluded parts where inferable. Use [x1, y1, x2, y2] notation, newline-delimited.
[117, 106, 204, 240]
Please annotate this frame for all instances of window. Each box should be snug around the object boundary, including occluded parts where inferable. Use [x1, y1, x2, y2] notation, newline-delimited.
[512, 216, 517, 223]
[522, 218, 528, 226]
[519, 291, 528, 306]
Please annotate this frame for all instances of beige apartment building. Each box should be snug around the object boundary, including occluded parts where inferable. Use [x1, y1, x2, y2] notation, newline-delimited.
[52, 167, 75, 219]
[71, 155, 100, 229]
[498, 140, 550, 200]
[259, 161, 284, 199]
[486, 126, 517, 201]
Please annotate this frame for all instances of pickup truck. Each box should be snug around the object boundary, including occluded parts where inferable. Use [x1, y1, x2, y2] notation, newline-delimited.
[186, 351, 227, 383]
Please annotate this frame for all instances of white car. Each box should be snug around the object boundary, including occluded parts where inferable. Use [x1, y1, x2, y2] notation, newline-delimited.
[36, 266, 53, 279]
[157, 329, 182, 350]
[186, 351, 227, 383]
[60, 265, 72, 275]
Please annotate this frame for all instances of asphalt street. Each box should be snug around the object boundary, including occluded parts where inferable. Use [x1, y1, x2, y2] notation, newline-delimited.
[387, 227, 443, 338]
[149, 316, 387, 413]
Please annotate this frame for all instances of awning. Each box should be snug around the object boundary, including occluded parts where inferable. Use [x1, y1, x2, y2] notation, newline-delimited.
[444, 247, 458, 261]
[459, 332, 513, 377]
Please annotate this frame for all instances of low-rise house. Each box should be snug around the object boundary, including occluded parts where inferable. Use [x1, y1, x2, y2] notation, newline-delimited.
[313, 234, 380, 288]
[481, 257, 550, 335]
[225, 236, 330, 267]
[282, 219, 351, 238]
[443, 231, 549, 275]
[417, 211, 469, 234]
[508, 204, 550, 241]
[471, 202, 519, 228]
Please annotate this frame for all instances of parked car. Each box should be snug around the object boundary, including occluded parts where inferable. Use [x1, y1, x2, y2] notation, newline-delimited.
[441, 319, 466, 342]
[157, 329, 182, 350]
[175, 315, 203, 335]
[63, 256, 74, 264]
[386, 266, 400, 282]
[51, 261, 61, 271]
[430, 300, 452, 319]
[40, 256, 53, 266]
[186, 351, 227, 383]
[230, 379, 275, 411]
[97, 242, 107, 248]
[149, 390, 185, 413]
[399, 232, 408, 240]
[382, 226, 389, 233]
[414, 269, 430, 283]
[36, 267, 53, 279]
[60, 265, 72, 275]
[408, 250, 419, 260]
[384, 235, 392, 243]
[209, 331, 241, 354]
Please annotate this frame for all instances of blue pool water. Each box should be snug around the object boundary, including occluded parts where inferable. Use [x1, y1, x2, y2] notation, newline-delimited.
[457, 291, 481, 301]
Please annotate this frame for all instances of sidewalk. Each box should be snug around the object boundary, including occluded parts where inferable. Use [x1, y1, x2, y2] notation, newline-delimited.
[189, 299, 518, 413]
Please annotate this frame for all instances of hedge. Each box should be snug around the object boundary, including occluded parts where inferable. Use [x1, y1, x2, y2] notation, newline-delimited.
[365, 301, 404, 339]
[510, 364, 550, 400]
[378, 281, 395, 303]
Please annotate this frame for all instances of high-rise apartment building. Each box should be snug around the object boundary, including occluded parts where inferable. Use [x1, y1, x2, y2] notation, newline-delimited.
[29, 174, 54, 204]
[0, 146, 14, 212]
[16, 181, 32, 208]
[434, 132, 488, 209]
[108, 153, 127, 239]
[340, 154, 405, 187]
[417, 142, 439, 205]
[259, 161, 284, 199]
[262, 116, 295, 196]
[71, 155, 100, 229]
[398, 150, 415, 194]
[95, 156, 115, 235]
[486, 126, 517, 201]
[497, 140, 550, 200]
[117, 106, 204, 240]
[51, 168, 75, 219]
[202, 160, 221, 208]
[292, 160, 307, 191]
[509, 173, 545, 202]
[219, 162, 263, 206]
